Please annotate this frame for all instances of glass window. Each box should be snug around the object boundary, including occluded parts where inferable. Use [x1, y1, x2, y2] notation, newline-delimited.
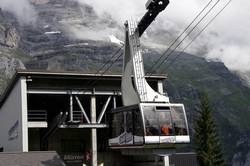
[111, 112, 124, 138]
[126, 111, 133, 133]
[133, 108, 144, 145]
[143, 106, 160, 136]
[171, 106, 188, 135]
[157, 111, 173, 136]
[133, 108, 143, 136]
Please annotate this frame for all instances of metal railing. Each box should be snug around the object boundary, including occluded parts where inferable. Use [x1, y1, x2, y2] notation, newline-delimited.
[73, 110, 85, 122]
[28, 110, 47, 122]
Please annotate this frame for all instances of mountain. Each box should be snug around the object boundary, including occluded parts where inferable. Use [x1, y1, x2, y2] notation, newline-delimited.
[159, 53, 250, 165]
[0, 0, 250, 165]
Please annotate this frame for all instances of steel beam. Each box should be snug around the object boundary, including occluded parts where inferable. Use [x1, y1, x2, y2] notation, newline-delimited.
[27, 89, 121, 96]
[97, 96, 111, 123]
[113, 96, 117, 108]
[70, 94, 73, 121]
[90, 95, 98, 166]
[59, 124, 107, 128]
[75, 96, 90, 124]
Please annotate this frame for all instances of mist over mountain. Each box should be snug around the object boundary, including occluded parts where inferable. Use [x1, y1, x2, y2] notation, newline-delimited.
[0, 0, 250, 165]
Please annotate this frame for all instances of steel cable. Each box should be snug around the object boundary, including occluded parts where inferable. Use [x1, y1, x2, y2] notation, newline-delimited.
[146, 0, 213, 75]
[160, 0, 232, 73]
[147, 0, 221, 76]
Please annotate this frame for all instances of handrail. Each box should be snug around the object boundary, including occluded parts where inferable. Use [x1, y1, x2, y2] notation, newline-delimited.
[28, 110, 47, 121]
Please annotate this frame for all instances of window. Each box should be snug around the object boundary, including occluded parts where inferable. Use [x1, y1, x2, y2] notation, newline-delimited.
[157, 111, 173, 136]
[133, 108, 144, 145]
[133, 108, 143, 136]
[126, 111, 133, 133]
[143, 106, 160, 136]
[171, 106, 188, 135]
[111, 112, 124, 138]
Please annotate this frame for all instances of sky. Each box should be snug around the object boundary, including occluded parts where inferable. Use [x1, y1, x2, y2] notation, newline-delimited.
[0, 0, 249, 75]
[78, 0, 250, 74]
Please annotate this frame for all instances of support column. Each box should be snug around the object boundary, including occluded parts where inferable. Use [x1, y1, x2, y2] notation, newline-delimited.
[90, 95, 98, 166]
[113, 96, 116, 108]
[21, 77, 28, 152]
[163, 155, 170, 166]
[70, 94, 73, 122]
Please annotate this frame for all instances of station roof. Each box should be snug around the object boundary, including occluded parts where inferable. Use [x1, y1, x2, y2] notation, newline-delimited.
[0, 151, 65, 166]
[15, 69, 167, 79]
[0, 69, 167, 108]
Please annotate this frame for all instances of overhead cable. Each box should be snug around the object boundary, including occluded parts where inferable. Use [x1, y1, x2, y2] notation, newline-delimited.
[160, 0, 232, 73]
[147, 0, 221, 76]
[95, 45, 124, 75]
[146, 0, 213, 74]
[99, 51, 123, 75]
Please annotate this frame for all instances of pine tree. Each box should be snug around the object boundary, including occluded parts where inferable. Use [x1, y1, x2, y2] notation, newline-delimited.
[194, 92, 225, 166]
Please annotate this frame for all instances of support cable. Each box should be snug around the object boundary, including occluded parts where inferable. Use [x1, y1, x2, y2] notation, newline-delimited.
[95, 0, 214, 76]
[146, 0, 213, 74]
[95, 0, 215, 76]
[147, 0, 221, 76]
[99, 51, 123, 75]
[88, 49, 123, 87]
[160, 0, 232, 73]
[91, 0, 226, 81]
[94, 45, 124, 75]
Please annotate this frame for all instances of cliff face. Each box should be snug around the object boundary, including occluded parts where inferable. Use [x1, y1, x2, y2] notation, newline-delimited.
[0, 25, 20, 48]
[0, 0, 250, 165]
[0, 10, 26, 94]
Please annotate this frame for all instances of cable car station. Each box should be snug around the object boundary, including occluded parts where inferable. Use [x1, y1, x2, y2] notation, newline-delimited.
[0, 70, 196, 166]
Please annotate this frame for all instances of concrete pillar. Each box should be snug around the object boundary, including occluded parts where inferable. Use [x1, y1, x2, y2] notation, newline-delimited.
[163, 155, 170, 166]
[21, 77, 28, 152]
[90, 95, 98, 166]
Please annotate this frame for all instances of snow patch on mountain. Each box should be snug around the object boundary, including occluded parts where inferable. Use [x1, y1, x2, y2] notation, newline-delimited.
[108, 35, 124, 46]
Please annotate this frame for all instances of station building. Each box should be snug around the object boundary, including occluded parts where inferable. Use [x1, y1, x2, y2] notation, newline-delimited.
[0, 70, 197, 166]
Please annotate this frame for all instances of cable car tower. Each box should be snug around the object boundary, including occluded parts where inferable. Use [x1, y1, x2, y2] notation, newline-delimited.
[109, 0, 190, 148]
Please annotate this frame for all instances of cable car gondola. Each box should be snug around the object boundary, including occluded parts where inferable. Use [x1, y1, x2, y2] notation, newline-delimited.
[108, 0, 190, 148]
[109, 103, 189, 148]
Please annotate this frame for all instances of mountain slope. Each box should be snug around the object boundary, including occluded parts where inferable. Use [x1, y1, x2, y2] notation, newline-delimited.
[152, 53, 250, 165]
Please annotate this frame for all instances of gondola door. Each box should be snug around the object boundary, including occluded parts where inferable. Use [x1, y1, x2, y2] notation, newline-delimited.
[157, 110, 176, 144]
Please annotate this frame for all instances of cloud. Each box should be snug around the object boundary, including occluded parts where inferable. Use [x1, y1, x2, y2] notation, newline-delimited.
[77, 0, 146, 24]
[188, 0, 250, 73]
[74, 0, 203, 47]
[0, 0, 37, 25]
[76, 0, 250, 76]
[64, 24, 121, 41]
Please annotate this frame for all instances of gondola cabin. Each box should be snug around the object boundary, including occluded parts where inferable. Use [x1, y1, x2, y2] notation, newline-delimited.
[108, 103, 190, 148]
[109, 0, 191, 149]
